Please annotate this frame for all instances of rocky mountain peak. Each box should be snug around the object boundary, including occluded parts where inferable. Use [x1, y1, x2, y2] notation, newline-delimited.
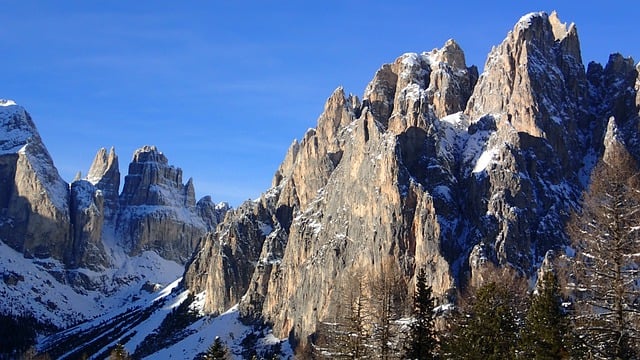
[87, 147, 118, 184]
[116, 145, 218, 263]
[0, 100, 71, 261]
[181, 12, 640, 349]
[549, 11, 582, 64]
[131, 145, 168, 165]
[0, 100, 39, 154]
[363, 39, 478, 132]
[86, 147, 120, 220]
[466, 11, 587, 170]
[432, 39, 467, 69]
[120, 145, 191, 207]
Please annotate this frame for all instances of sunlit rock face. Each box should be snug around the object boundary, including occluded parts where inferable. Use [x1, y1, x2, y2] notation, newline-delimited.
[86, 147, 120, 221]
[178, 11, 640, 346]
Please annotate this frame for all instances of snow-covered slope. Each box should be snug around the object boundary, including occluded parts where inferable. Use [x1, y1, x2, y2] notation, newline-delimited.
[37, 281, 293, 360]
[0, 237, 183, 329]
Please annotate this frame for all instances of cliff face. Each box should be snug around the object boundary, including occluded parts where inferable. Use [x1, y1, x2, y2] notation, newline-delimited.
[86, 147, 120, 221]
[2, 10, 639, 355]
[184, 11, 640, 344]
[0, 103, 229, 272]
[0, 100, 71, 262]
[115, 145, 210, 263]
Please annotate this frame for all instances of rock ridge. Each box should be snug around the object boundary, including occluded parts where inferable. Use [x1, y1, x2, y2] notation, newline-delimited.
[183, 11, 640, 347]
[0, 103, 229, 270]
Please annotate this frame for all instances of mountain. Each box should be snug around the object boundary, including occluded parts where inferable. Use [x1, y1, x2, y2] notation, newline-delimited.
[184, 11, 640, 347]
[1, 10, 639, 359]
[0, 102, 229, 334]
[0, 99, 71, 262]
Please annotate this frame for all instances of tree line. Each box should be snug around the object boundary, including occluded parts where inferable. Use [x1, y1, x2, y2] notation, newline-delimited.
[306, 145, 640, 359]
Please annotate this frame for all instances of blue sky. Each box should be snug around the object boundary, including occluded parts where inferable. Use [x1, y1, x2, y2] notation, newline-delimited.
[2, 1, 638, 206]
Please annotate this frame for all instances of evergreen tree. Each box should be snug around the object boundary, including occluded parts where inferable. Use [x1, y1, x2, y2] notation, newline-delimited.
[109, 343, 131, 360]
[406, 267, 438, 360]
[443, 275, 526, 360]
[519, 271, 571, 359]
[204, 337, 228, 360]
[568, 144, 640, 358]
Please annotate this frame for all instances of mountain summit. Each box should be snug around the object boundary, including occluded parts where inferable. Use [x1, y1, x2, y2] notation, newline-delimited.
[184, 11, 640, 346]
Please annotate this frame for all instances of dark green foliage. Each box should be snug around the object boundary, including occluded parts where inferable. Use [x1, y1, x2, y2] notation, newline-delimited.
[0, 314, 38, 356]
[203, 337, 228, 360]
[443, 279, 525, 360]
[406, 267, 438, 360]
[519, 271, 572, 359]
[0, 314, 56, 358]
[236, 329, 282, 360]
[109, 343, 131, 360]
[240, 332, 260, 359]
[134, 293, 200, 358]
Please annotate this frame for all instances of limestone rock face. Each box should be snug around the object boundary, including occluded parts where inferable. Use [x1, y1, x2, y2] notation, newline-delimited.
[184, 12, 640, 346]
[86, 147, 120, 220]
[465, 12, 587, 169]
[0, 100, 71, 261]
[187, 38, 479, 339]
[69, 180, 108, 270]
[196, 196, 230, 232]
[364, 40, 478, 133]
[185, 194, 282, 315]
[116, 146, 211, 264]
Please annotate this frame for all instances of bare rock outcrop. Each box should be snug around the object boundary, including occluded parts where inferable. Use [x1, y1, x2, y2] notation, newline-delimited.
[69, 180, 108, 270]
[196, 196, 230, 232]
[86, 147, 120, 220]
[364, 40, 478, 133]
[184, 12, 640, 347]
[185, 195, 281, 315]
[116, 146, 210, 264]
[0, 100, 71, 261]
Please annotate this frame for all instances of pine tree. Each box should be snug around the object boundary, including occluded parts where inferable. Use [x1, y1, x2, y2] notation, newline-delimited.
[109, 343, 131, 360]
[443, 273, 527, 360]
[406, 266, 438, 360]
[568, 144, 640, 358]
[204, 337, 228, 360]
[519, 271, 572, 359]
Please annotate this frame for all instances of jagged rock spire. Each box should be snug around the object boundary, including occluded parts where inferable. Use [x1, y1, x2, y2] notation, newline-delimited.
[86, 147, 120, 219]
[87, 147, 119, 185]
[603, 117, 625, 164]
[465, 11, 587, 170]
[363, 39, 478, 132]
